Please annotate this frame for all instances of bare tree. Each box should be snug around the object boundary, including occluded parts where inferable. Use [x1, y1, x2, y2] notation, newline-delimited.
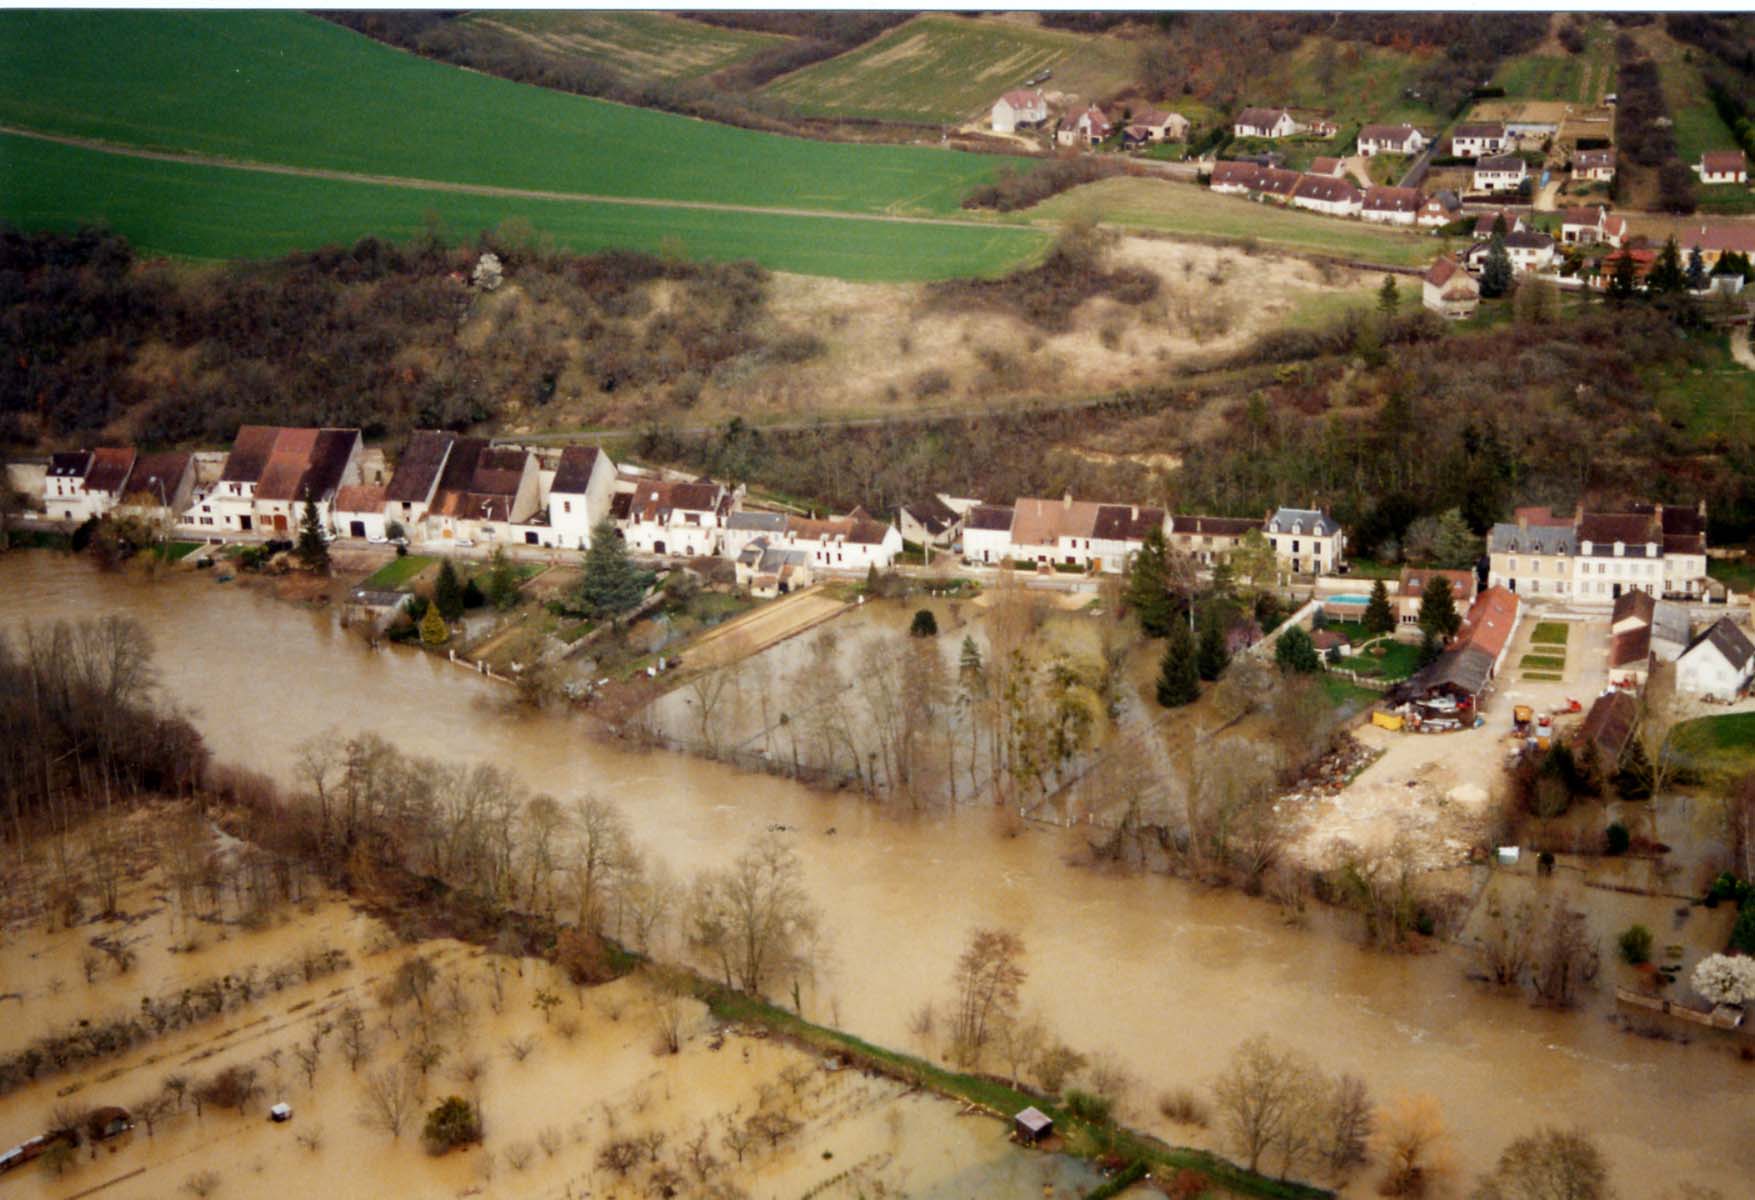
[1323, 1073, 1373, 1179]
[1532, 905, 1598, 1009]
[1474, 1127, 1611, 1200]
[133, 1091, 177, 1137]
[357, 1064, 421, 1139]
[947, 927, 1027, 1066]
[504, 1035, 538, 1063]
[1211, 1034, 1318, 1175]
[994, 1011, 1048, 1089]
[293, 1041, 321, 1090]
[1372, 1093, 1452, 1197]
[686, 833, 822, 998]
[647, 964, 693, 1055]
[565, 795, 633, 936]
[1478, 897, 1536, 988]
[337, 1005, 371, 1071]
[1032, 1040, 1087, 1095]
[181, 1171, 221, 1198]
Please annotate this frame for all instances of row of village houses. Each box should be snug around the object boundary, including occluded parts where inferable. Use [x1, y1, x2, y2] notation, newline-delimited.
[35, 430, 1727, 610]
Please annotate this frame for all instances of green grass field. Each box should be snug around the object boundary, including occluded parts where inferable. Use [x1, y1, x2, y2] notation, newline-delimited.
[1654, 40, 1741, 170]
[1341, 640, 1421, 681]
[1520, 653, 1567, 671]
[1650, 333, 1755, 439]
[1023, 177, 1436, 266]
[1708, 559, 1755, 594]
[0, 11, 1004, 217]
[764, 14, 1139, 124]
[1674, 712, 1755, 780]
[1493, 20, 1612, 104]
[1275, 39, 1435, 129]
[361, 554, 436, 591]
[460, 11, 786, 84]
[0, 132, 1046, 281]
[1530, 622, 1571, 646]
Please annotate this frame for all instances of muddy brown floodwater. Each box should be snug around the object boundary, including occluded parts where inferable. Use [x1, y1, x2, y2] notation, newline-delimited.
[5, 554, 1751, 1195]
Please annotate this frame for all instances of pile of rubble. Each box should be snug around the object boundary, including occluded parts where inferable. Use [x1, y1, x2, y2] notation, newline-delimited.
[1279, 735, 1382, 804]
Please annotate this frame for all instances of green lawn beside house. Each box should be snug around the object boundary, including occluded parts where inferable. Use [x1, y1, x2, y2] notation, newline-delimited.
[361, 554, 435, 591]
[1673, 712, 1755, 780]
[1530, 622, 1571, 646]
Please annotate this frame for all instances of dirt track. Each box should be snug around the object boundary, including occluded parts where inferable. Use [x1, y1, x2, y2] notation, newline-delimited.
[685, 586, 849, 669]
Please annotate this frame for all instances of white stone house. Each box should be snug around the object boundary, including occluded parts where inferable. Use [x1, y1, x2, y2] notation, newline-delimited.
[1361, 185, 1423, 226]
[1464, 231, 1556, 275]
[720, 510, 789, 562]
[1290, 174, 1362, 217]
[897, 495, 964, 550]
[332, 485, 388, 541]
[1697, 151, 1749, 185]
[618, 478, 732, 558]
[1209, 161, 1263, 196]
[1168, 515, 1260, 566]
[1449, 122, 1509, 159]
[774, 508, 902, 572]
[1575, 149, 1616, 182]
[1417, 190, 1462, 228]
[1265, 507, 1345, 576]
[962, 504, 1016, 565]
[198, 426, 361, 536]
[1675, 618, 1755, 701]
[43, 447, 135, 523]
[1473, 154, 1528, 193]
[991, 89, 1047, 134]
[117, 451, 194, 529]
[1422, 255, 1480, 320]
[1058, 105, 1112, 146]
[1233, 107, 1297, 139]
[547, 444, 618, 551]
[1358, 124, 1426, 157]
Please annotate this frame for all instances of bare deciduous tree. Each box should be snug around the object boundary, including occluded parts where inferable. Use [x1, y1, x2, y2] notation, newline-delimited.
[948, 927, 1027, 1066]
[1473, 1127, 1611, 1200]
[1210, 1034, 1321, 1176]
[686, 833, 822, 998]
[1372, 1093, 1452, 1198]
[1532, 905, 1598, 1009]
[357, 1064, 421, 1139]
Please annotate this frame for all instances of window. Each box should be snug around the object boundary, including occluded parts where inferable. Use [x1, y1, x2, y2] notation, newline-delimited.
[563, 501, 571, 514]
[1507, 557, 1517, 572]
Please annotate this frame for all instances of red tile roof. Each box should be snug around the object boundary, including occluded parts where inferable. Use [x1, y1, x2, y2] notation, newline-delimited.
[1455, 586, 1518, 660]
[1701, 150, 1747, 174]
[1363, 185, 1422, 213]
[334, 484, 386, 514]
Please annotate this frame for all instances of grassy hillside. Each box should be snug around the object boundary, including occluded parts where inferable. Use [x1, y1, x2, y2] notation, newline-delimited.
[1023, 177, 1436, 267]
[0, 133, 1047, 282]
[764, 15, 1140, 124]
[1271, 38, 1435, 130]
[0, 10, 1003, 216]
[458, 11, 787, 83]
[1492, 20, 1615, 104]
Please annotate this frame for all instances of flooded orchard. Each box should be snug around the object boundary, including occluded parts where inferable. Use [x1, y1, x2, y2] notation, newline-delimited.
[3, 554, 1752, 1196]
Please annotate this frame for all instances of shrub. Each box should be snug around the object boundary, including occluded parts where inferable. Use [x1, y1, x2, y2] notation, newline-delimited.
[909, 609, 938, 637]
[1157, 1086, 1209, 1126]
[1064, 1088, 1113, 1125]
[422, 1096, 482, 1154]
[1617, 924, 1652, 965]
[1604, 822, 1630, 855]
[1732, 905, 1755, 956]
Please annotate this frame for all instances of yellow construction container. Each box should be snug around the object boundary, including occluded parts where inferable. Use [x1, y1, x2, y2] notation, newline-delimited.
[1372, 711, 1405, 732]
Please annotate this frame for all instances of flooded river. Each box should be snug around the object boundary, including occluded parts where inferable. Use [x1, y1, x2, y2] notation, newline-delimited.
[4, 554, 1750, 1195]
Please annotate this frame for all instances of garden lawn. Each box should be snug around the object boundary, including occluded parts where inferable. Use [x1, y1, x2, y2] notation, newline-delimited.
[460, 11, 785, 84]
[0, 132, 1046, 281]
[361, 554, 435, 591]
[1708, 558, 1755, 595]
[0, 10, 1007, 217]
[154, 541, 202, 562]
[764, 14, 1138, 125]
[1520, 654, 1566, 671]
[1340, 639, 1421, 682]
[1022, 177, 1433, 266]
[1530, 622, 1571, 646]
[1673, 712, 1755, 780]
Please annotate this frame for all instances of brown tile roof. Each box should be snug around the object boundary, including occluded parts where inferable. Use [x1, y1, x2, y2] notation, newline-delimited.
[1012, 496, 1103, 545]
[1211, 161, 1263, 189]
[1294, 175, 1361, 204]
[124, 451, 189, 502]
[1578, 691, 1637, 765]
[334, 484, 386, 514]
[1360, 123, 1419, 144]
[1452, 122, 1505, 139]
[1311, 156, 1341, 175]
[1473, 210, 1520, 236]
[901, 494, 959, 534]
[1400, 567, 1476, 604]
[82, 447, 136, 496]
[430, 490, 511, 522]
[425, 440, 529, 519]
[1171, 515, 1261, 537]
[1701, 150, 1748, 174]
[1425, 255, 1463, 286]
[387, 430, 457, 503]
[1092, 504, 1165, 542]
[1610, 625, 1652, 670]
[1455, 586, 1518, 660]
[1235, 106, 1291, 129]
[551, 446, 603, 495]
[1562, 206, 1605, 227]
[253, 427, 358, 503]
[787, 510, 893, 547]
[1255, 166, 1302, 197]
[609, 492, 632, 521]
[1477, 153, 1526, 172]
[1363, 185, 1422, 213]
[1612, 589, 1655, 627]
[1576, 149, 1615, 168]
[48, 450, 92, 479]
[1578, 512, 1658, 548]
[1000, 88, 1042, 108]
[966, 504, 1014, 532]
[1514, 505, 1571, 527]
[220, 425, 280, 484]
[1682, 223, 1755, 256]
[629, 479, 725, 523]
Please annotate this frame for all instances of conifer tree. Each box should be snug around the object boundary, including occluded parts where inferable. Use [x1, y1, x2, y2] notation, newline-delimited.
[1377, 273, 1400, 316]
[1364, 577, 1396, 636]
[1417, 574, 1461, 641]
[1156, 617, 1200, 708]
[1417, 626, 1442, 667]
[1196, 610, 1230, 682]
[1608, 250, 1637, 303]
[1480, 233, 1513, 299]
[1685, 244, 1708, 292]
[578, 519, 653, 621]
[1274, 626, 1320, 674]
[485, 546, 520, 610]
[296, 498, 329, 574]
[433, 559, 466, 619]
[1126, 525, 1174, 638]
[1647, 235, 1685, 295]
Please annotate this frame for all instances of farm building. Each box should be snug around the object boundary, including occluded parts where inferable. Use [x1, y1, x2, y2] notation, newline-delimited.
[1393, 586, 1521, 714]
[1014, 1107, 1053, 1144]
[1675, 618, 1755, 702]
[332, 484, 388, 541]
[548, 444, 619, 551]
[1290, 173, 1362, 217]
[1576, 690, 1638, 771]
[116, 450, 195, 526]
[991, 89, 1047, 134]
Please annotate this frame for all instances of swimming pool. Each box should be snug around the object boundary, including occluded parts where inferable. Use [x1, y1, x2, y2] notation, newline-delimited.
[1324, 594, 1372, 606]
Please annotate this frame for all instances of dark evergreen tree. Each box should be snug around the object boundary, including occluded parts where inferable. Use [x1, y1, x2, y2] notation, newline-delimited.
[1274, 626, 1320, 674]
[433, 559, 466, 619]
[1647, 235, 1686, 295]
[1417, 626, 1442, 667]
[1417, 574, 1462, 640]
[910, 609, 938, 637]
[1480, 233, 1513, 299]
[296, 498, 329, 574]
[1125, 525, 1174, 638]
[1377, 273, 1400, 316]
[1608, 249, 1637, 302]
[1156, 618, 1200, 708]
[1196, 610, 1230, 681]
[1684, 244, 1708, 292]
[578, 519, 653, 621]
[1364, 577, 1396, 636]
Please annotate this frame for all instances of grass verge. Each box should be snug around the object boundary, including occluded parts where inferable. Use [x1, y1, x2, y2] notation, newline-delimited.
[1673, 712, 1755, 780]
[703, 985, 1332, 1200]
[153, 540, 202, 562]
[1519, 654, 1566, 671]
[1523, 671, 1563, 681]
[361, 554, 435, 591]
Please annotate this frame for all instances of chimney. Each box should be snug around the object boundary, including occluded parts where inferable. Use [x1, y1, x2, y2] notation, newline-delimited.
[1654, 503, 1664, 527]
[1517, 510, 1528, 531]
[1699, 498, 1708, 519]
[1131, 505, 1139, 520]
[1063, 492, 1073, 510]
[1573, 501, 1585, 526]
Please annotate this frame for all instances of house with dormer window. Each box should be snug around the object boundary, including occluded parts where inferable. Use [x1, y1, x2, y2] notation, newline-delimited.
[1265, 506, 1345, 576]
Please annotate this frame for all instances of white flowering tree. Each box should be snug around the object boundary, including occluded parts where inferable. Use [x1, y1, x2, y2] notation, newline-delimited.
[1691, 953, 1755, 1006]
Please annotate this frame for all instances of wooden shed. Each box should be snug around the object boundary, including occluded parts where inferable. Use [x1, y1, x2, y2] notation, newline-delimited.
[1014, 1106, 1053, 1143]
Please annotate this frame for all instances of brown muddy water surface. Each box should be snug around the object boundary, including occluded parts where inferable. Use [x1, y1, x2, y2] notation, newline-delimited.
[4, 554, 1753, 1196]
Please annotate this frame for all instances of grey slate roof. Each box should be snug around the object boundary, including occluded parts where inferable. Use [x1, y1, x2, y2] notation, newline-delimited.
[1683, 618, 1755, 672]
[1267, 507, 1338, 536]
[1488, 523, 1577, 555]
[727, 511, 788, 533]
[549, 445, 602, 495]
[967, 504, 1015, 532]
